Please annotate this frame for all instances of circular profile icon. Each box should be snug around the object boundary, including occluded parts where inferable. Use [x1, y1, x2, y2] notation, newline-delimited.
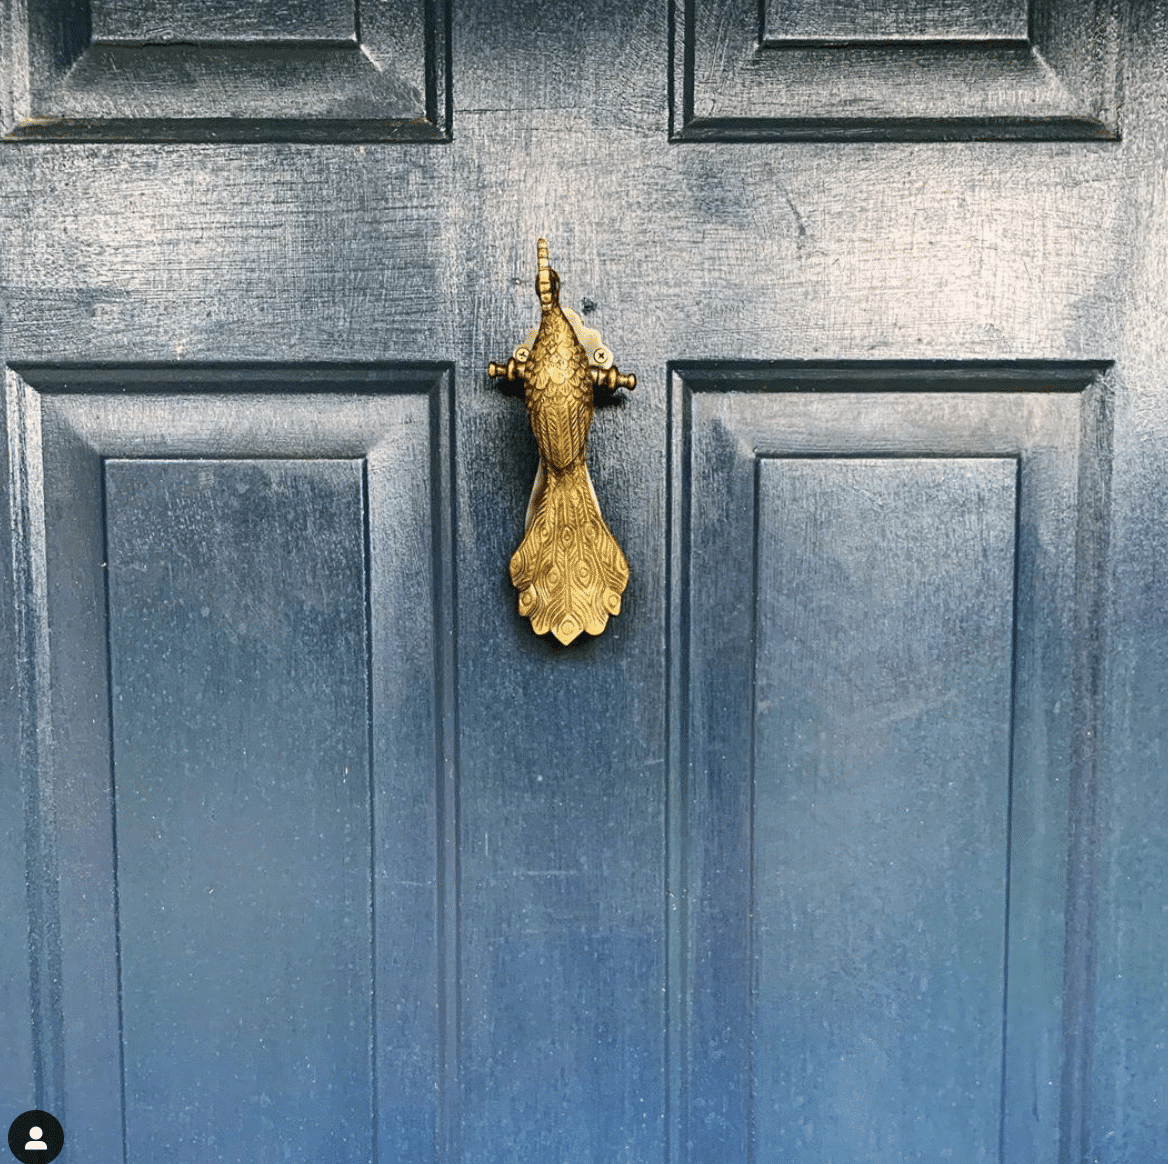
[7, 1112, 63, 1163]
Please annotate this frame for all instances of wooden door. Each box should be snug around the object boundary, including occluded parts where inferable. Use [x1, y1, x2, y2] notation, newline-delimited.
[0, 2, 1163, 1162]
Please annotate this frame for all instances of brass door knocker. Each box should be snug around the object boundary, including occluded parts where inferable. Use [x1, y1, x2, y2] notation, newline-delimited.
[488, 239, 636, 644]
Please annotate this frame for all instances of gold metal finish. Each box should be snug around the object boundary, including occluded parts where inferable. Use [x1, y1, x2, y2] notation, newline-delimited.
[488, 239, 636, 644]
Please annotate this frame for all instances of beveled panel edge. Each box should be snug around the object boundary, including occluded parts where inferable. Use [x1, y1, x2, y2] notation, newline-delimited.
[425, 364, 461, 1164]
[670, 358, 1113, 393]
[2, 0, 452, 142]
[3, 117, 450, 144]
[9, 360, 453, 392]
[673, 114, 1118, 144]
[1058, 363, 1114, 1164]
[669, 0, 1121, 142]
[3, 370, 63, 1115]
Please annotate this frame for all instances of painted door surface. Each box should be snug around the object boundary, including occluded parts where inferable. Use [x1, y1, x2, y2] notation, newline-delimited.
[0, 2, 1164, 1163]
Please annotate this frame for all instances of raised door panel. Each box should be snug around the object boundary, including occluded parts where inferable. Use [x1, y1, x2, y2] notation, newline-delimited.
[1, 0, 451, 141]
[672, 362, 1110, 1164]
[762, 0, 1029, 41]
[106, 456, 375, 1159]
[673, 0, 1120, 140]
[6, 365, 456, 1162]
[92, 0, 356, 42]
[751, 454, 1016, 1159]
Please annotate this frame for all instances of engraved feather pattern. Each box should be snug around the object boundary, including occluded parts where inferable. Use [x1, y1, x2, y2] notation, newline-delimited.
[509, 242, 630, 644]
[525, 305, 591, 471]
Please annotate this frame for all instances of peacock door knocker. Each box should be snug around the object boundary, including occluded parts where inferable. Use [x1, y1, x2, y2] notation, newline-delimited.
[488, 239, 636, 644]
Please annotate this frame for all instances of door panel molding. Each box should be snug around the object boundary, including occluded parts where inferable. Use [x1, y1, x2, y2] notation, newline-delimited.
[667, 360, 1113, 1164]
[2, 0, 451, 142]
[670, 0, 1121, 141]
[5, 363, 458, 1162]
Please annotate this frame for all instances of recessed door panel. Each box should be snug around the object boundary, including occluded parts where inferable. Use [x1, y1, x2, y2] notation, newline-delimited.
[8, 365, 455, 1163]
[674, 363, 1109, 1164]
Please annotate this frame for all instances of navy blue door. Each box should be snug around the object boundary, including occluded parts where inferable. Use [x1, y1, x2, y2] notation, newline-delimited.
[0, 2, 1164, 1163]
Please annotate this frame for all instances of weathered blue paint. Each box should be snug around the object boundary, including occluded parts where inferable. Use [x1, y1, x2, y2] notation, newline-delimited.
[0, 1, 1164, 1160]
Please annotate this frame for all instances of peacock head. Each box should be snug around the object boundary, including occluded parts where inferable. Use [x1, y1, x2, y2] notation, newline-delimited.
[535, 237, 560, 310]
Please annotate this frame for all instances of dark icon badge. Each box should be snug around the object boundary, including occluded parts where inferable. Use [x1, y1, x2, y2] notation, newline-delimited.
[7, 1112, 63, 1163]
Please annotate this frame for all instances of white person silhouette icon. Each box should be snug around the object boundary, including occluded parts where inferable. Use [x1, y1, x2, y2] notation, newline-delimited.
[7, 1112, 63, 1163]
